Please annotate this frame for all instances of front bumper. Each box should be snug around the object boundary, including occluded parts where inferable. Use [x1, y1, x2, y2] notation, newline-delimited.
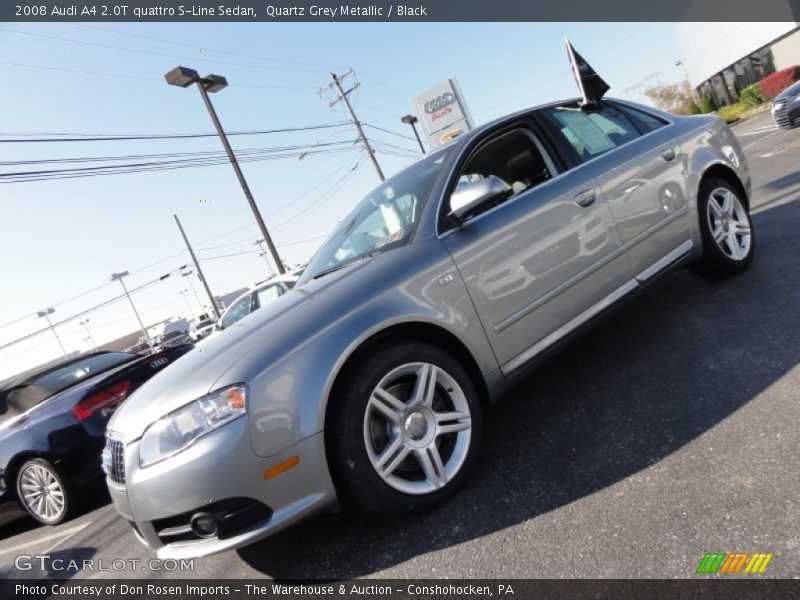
[772, 100, 800, 129]
[106, 419, 337, 559]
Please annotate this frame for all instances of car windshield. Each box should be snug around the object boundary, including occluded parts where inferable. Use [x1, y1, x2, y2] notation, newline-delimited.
[300, 150, 452, 282]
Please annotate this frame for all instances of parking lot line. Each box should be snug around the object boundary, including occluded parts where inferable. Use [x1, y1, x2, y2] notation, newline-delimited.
[0, 522, 90, 558]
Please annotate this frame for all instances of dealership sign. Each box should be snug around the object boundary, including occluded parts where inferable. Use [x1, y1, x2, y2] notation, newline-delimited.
[412, 78, 474, 148]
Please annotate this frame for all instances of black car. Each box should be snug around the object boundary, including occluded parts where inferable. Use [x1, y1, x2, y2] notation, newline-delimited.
[0, 346, 192, 525]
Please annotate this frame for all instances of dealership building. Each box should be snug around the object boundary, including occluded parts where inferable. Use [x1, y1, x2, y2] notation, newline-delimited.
[676, 20, 800, 107]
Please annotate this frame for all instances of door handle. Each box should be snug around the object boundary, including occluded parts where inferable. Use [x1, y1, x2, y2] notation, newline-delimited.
[574, 189, 596, 208]
[659, 148, 676, 162]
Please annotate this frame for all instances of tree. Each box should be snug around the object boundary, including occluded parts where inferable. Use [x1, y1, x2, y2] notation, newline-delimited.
[644, 80, 696, 115]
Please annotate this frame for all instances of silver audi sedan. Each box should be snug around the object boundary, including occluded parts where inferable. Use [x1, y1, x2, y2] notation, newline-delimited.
[105, 99, 754, 558]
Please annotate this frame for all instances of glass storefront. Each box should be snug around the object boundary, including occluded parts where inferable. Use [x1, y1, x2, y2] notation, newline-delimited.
[696, 44, 777, 107]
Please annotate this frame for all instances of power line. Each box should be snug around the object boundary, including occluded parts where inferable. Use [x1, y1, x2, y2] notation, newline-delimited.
[0, 26, 326, 75]
[0, 266, 185, 353]
[0, 146, 358, 184]
[71, 23, 344, 71]
[0, 122, 351, 143]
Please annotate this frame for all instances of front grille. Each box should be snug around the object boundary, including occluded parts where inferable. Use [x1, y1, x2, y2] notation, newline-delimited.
[773, 101, 790, 128]
[105, 437, 126, 485]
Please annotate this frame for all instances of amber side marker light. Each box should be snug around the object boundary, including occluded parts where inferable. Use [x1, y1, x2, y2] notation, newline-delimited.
[263, 455, 300, 480]
[227, 387, 246, 410]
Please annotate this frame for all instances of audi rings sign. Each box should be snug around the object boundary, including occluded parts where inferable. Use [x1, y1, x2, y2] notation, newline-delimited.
[411, 78, 474, 149]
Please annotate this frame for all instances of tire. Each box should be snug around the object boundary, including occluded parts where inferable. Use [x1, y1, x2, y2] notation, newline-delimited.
[16, 458, 76, 525]
[329, 341, 483, 516]
[690, 177, 754, 278]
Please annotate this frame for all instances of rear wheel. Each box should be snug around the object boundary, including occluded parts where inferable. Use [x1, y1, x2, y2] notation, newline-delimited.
[330, 342, 482, 516]
[691, 178, 754, 278]
[16, 459, 75, 525]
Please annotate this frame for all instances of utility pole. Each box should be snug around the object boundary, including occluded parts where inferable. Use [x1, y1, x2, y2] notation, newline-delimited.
[37, 308, 68, 359]
[79, 319, 97, 351]
[321, 69, 385, 181]
[174, 214, 222, 320]
[110, 272, 152, 352]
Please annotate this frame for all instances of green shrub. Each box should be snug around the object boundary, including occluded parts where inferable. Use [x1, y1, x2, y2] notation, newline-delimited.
[716, 103, 749, 123]
[740, 83, 765, 107]
[700, 93, 715, 114]
[689, 100, 702, 115]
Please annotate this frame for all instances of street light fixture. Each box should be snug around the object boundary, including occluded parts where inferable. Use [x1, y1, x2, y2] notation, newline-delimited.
[164, 66, 285, 275]
[37, 307, 67, 359]
[401, 114, 426, 154]
[111, 271, 152, 352]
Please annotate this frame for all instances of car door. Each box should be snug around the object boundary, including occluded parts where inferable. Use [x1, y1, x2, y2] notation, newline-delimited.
[538, 102, 692, 279]
[439, 122, 634, 374]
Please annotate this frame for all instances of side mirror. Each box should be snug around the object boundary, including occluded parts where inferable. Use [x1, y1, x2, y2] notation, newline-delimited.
[448, 175, 512, 222]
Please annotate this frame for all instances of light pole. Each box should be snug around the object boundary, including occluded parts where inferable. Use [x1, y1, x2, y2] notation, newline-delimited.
[110, 271, 151, 352]
[79, 319, 97, 352]
[181, 270, 204, 313]
[254, 239, 275, 275]
[37, 307, 67, 359]
[165, 66, 285, 275]
[180, 290, 197, 320]
[401, 114, 426, 154]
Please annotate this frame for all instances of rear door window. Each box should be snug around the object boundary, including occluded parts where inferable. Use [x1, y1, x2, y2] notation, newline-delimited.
[540, 104, 642, 162]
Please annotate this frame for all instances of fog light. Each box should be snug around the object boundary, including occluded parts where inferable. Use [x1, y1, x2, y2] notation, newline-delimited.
[189, 512, 219, 538]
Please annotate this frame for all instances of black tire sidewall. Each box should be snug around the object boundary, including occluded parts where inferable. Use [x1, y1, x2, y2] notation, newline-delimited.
[330, 341, 483, 516]
[694, 177, 754, 276]
[16, 458, 73, 525]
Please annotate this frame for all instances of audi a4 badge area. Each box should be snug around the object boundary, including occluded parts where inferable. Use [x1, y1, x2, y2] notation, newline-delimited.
[106, 98, 754, 559]
[0, 346, 192, 524]
[771, 79, 800, 129]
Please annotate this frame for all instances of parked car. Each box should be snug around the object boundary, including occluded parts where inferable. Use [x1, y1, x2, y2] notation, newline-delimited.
[106, 99, 754, 559]
[0, 346, 193, 525]
[156, 330, 192, 351]
[204, 273, 299, 338]
[190, 317, 217, 342]
[124, 342, 152, 356]
[771, 79, 800, 129]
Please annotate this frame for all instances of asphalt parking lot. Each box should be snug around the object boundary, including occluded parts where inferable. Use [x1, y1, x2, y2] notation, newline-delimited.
[1, 109, 798, 580]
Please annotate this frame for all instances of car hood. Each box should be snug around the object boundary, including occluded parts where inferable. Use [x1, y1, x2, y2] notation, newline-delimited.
[108, 265, 362, 441]
[775, 81, 800, 101]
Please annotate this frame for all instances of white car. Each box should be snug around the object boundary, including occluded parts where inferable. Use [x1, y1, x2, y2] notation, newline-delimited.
[205, 273, 299, 338]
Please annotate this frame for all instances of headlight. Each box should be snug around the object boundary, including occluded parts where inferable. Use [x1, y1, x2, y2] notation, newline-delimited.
[139, 384, 247, 468]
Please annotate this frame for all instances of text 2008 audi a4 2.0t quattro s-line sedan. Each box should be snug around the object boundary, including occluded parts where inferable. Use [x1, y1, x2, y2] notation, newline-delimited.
[105, 98, 754, 558]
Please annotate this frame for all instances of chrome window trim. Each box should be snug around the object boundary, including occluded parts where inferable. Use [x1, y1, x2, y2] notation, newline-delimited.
[434, 101, 675, 239]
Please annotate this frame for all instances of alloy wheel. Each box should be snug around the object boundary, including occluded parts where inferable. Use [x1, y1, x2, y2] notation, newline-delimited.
[363, 362, 472, 495]
[706, 187, 751, 261]
[19, 463, 66, 522]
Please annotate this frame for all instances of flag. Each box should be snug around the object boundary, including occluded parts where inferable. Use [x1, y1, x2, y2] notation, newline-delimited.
[565, 38, 610, 108]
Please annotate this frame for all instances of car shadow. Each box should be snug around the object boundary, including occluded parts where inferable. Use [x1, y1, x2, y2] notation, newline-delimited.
[233, 195, 799, 580]
[0, 483, 110, 539]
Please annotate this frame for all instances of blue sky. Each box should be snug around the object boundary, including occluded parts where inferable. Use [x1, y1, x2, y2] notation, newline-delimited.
[0, 21, 683, 378]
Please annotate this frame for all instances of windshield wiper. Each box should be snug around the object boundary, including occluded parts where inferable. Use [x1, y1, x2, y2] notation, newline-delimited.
[312, 254, 378, 280]
[311, 260, 360, 280]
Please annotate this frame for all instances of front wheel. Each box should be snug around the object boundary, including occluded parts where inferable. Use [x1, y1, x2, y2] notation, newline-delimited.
[329, 342, 483, 516]
[690, 178, 754, 278]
